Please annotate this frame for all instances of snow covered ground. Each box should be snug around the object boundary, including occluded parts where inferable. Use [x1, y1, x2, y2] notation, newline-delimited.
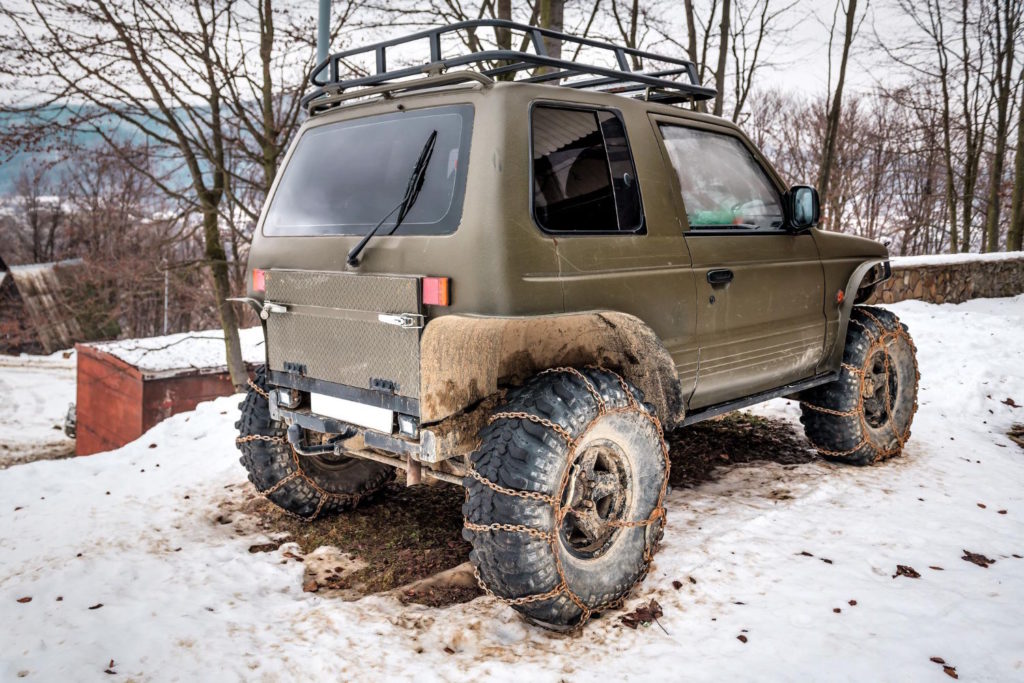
[2, 296, 1023, 681]
[0, 352, 75, 468]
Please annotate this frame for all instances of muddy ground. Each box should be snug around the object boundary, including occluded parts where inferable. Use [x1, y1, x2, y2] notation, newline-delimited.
[237, 411, 819, 606]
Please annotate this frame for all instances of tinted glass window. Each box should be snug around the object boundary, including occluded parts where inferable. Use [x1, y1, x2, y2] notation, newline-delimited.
[660, 125, 784, 231]
[264, 105, 473, 236]
[532, 106, 643, 233]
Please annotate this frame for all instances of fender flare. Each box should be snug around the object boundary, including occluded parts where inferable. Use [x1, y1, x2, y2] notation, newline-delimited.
[823, 258, 891, 369]
[419, 311, 685, 426]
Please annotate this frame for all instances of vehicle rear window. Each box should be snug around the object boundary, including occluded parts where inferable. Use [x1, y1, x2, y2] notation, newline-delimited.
[532, 105, 643, 233]
[263, 104, 473, 236]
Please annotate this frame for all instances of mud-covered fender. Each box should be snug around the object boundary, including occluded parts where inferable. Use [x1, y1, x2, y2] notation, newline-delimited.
[419, 312, 685, 426]
[821, 259, 891, 370]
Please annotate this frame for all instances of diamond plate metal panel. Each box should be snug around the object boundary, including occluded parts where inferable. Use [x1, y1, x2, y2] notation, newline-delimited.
[267, 270, 418, 313]
[265, 270, 420, 399]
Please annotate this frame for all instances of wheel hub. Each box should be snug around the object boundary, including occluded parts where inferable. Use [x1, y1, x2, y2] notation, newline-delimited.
[862, 346, 899, 428]
[559, 439, 630, 559]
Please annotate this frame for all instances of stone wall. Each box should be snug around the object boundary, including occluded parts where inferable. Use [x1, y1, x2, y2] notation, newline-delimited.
[866, 253, 1024, 305]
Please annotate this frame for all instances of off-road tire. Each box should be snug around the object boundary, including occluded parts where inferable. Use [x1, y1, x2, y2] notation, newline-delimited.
[235, 366, 392, 519]
[463, 368, 668, 629]
[800, 306, 919, 466]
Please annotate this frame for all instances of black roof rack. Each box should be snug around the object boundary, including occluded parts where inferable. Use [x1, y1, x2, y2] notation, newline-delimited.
[302, 20, 716, 115]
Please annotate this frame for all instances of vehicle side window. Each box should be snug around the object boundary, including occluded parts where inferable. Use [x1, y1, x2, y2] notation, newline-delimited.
[659, 124, 784, 232]
[532, 105, 643, 233]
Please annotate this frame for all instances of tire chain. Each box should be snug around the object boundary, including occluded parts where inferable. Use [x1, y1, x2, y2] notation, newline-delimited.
[801, 309, 920, 462]
[465, 366, 671, 634]
[235, 378, 367, 522]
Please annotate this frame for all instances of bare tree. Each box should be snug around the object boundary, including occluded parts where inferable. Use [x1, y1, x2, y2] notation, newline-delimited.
[728, 0, 801, 123]
[0, 0, 358, 385]
[11, 165, 64, 264]
[1010, 68, 1024, 250]
[817, 0, 860, 222]
[712, 0, 732, 116]
[981, 0, 1022, 251]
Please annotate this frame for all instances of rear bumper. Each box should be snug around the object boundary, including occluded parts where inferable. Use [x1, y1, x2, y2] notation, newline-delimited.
[267, 378, 443, 465]
[269, 370, 418, 416]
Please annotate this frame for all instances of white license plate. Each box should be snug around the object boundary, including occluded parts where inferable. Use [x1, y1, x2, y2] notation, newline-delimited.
[309, 393, 394, 434]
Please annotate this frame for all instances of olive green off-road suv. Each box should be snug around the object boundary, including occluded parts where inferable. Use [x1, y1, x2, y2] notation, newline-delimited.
[235, 21, 918, 630]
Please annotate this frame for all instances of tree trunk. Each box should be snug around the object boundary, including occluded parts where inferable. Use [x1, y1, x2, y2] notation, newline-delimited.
[713, 0, 731, 117]
[684, 0, 699, 67]
[1009, 71, 1024, 251]
[259, 0, 278, 191]
[202, 203, 247, 390]
[817, 0, 858, 220]
[497, 0, 512, 50]
[982, 0, 1017, 252]
[539, 0, 564, 60]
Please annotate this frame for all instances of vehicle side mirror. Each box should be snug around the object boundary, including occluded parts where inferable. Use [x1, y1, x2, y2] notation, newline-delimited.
[785, 185, 820, 231]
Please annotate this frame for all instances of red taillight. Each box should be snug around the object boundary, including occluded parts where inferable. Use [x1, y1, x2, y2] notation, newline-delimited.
[422, 277, 450, 306]
[252, 268, 266, 293]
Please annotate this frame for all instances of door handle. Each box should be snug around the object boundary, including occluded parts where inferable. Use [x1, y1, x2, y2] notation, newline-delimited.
[707, 269, 734, 286]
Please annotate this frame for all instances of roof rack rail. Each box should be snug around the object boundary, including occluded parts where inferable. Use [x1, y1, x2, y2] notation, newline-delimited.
[302, 20, 716, 114]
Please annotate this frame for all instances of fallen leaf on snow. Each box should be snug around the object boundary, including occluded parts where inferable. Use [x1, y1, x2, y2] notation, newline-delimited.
[16, 597, 32, 603]
[248, 542, 281, 554]
[302, 579, 319, 593]
[961, 550, 996, 568]
[930, 657, 946, 664]
[89, 603, 103, 610]
[943, 666, 959, 679]
[1001, 397, 1019, 408]
[893, 565, 921, 579]
[671, 580, 683, 590]
[737, 635, 748, 643]
[620, 599, 664, 630]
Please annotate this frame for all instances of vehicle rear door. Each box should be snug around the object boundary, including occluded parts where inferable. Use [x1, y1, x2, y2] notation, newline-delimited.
[650, 115, 826, 410]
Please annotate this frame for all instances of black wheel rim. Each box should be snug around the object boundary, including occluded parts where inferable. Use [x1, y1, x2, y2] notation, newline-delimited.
[862, 347, 899, 428]
[559, 439, 630, 560]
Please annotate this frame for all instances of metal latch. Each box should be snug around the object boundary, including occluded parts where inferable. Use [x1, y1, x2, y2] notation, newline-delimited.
[260, 301, 288, 320]
[377, 313, 425, 329]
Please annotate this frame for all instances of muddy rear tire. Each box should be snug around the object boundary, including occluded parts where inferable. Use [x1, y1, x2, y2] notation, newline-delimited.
[462, 368, 669, 629]
[235, 367, 392, 519]
[800, 306, 919, 466]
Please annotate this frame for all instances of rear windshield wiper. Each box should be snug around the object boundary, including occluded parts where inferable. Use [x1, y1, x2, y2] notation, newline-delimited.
[347, 129, 438, 267]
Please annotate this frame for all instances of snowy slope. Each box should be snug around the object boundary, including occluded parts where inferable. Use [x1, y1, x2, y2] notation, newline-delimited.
[1, 297, 1023, 682]
[0, 354, 75, 467]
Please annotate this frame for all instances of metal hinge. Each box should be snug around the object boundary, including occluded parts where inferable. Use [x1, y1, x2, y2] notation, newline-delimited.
[260, 302, 288, 320]
[377, 313, 424, 329]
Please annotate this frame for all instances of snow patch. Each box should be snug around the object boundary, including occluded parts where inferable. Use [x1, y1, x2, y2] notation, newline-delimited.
[890, 250, 1024, 267]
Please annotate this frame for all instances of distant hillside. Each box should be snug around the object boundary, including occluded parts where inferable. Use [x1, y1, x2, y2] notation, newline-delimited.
[0, 108, 184, 196]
